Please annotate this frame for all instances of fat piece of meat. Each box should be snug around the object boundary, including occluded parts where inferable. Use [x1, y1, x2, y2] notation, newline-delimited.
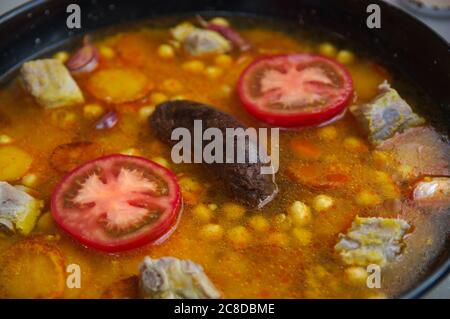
[335, 216, 410, 267]
[377, 126, 450, 180]
[170, 22, 231, 56]
[149, 100, 278, 209]
[412, 177, 450, 208]
[20, 59, 84, 108]
[139, 256, 220, 299]
[0, 182, 43, 235]
[350, 85, 424, 145]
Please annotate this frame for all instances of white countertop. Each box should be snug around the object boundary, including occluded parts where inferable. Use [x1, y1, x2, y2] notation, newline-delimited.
[0, 0, 449, 299]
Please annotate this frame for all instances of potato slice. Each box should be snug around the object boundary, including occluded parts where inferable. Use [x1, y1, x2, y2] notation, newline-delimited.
[0, 239, 65, 298]
[87, 68, 152, 104]
[0, 146, 32, 181]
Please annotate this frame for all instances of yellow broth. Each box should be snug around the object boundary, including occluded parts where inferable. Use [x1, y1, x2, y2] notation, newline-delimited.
[0, 19, 447, 299]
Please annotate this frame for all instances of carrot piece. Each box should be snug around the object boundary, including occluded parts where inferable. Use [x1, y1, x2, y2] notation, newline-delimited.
[290, 138, 322, 160]
[286, 163, 349, 189]
[348, 62, 391, 101]
[0, 239, 65, 298]
[87, 68, 153, 104]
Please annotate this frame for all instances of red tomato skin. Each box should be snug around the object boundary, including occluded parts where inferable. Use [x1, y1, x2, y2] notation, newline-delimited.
[51, 154, 182, 253]
[237, 53, 353, 127]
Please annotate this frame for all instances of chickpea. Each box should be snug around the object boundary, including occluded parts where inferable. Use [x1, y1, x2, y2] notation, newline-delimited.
[138, 105, 155, 122]
[171, 95, 186, 101]
[169, 40, 181, 49]
[312, 195, 334, 212]
[336, 50, 355, 65]
[219, 84, 232, 97]
[192, 204, 213, 223]
[313, 265, 329, 279]
[151, 156, 170, 168]
[99, 46, 115, 59]
[200, 224, 224, 241]
[317, 126, 337, 140]
[0, 134, 13, 145]
[249, 215, 270, 232]
[223, 202, 246, 220]
[214, 54, 233, 68]
[21, 173, 38, 188]
[288, 201, 312, 227]
[36, 212, 55, 233]
[345, 266, 368, 286]
[273, 213, 292, 231]
[61, 112, 77, 127]
[157, 44, 175, 59]
[355, 190, 381, 207]
[372, 150, 390, 166]
[179, 177, 200, 192]
[227, 226, 251, 249]
[374, 170, 390, 183]
[161, 79, 183, 94]
[151, 92, 168, 104]
[182, 60, 205, 73]
[374, 171, 399, 199]
[179, 177, 202, 204]
[208, 203, 218, 211]
[53, 51, 69, 63]
[266, 232, 290, 248]
[343, 137, 368, 152]
[83, 103, 104, 119]
[292, 227, 312, 246]
[318, 42, 337, 57]
[51, 109, 77, 129]
[204, 66, 223, 79]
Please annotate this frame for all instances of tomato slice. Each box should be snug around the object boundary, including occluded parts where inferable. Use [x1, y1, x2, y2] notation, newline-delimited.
[237, 53, 353, 127]
[51, 154, 181, 252]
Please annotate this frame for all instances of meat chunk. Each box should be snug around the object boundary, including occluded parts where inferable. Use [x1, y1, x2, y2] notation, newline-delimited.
[20, 59, 84, 108]
[350, 84, 424, 145]
[0, 239, 65, 298]
[171, 22, 196, 42]
[0, 182, 43, 235]
[171, 23, 232, 56]
[412, 177, 450, 208]
[139, 256, 221, 299]
[335, 216, 410, 267]
[377, 126, 450, 180]
[149, 100, 278, 209]
[183, 29, 231, 56]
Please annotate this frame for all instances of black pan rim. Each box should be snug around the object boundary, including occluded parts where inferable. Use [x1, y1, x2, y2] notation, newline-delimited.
[0, 0, 449, 299]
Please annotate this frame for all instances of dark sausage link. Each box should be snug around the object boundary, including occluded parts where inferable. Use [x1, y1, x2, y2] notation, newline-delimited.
[149, 100, 278, 209]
